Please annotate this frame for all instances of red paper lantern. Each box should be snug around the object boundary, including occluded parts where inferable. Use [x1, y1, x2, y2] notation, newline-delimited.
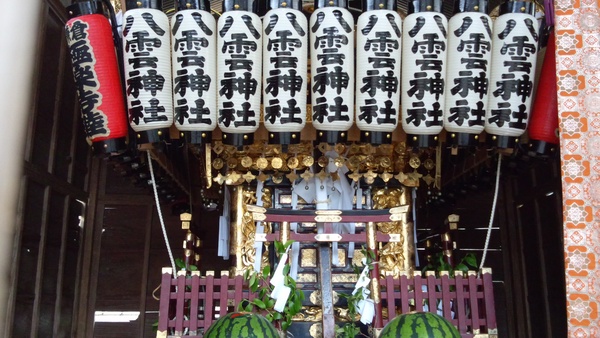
[65, 1, 128, 154]
[528, 30, 559, 154]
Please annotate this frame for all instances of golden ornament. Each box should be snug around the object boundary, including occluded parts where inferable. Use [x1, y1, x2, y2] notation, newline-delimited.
[302, 156, 314, 167]
[287, 157, 299, 169]
[256, 157, 269, 170]
[271, 157, 283, 169]
[241, 156, 253, 168]
[409, 156, 421, 169]
[212, 158, 224, 170]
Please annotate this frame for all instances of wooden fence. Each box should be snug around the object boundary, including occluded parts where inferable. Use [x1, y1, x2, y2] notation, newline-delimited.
[156, 268, 497, 338]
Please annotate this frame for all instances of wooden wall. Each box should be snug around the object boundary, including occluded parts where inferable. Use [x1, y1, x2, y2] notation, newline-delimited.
[6, 0, 90, 336]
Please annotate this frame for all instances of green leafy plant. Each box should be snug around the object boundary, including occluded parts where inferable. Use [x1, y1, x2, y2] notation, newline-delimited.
[175, 258, 198, 272]
[421, 252, 478, 277]
[239, 240, 305, 332]
[336, 247, 376, 338]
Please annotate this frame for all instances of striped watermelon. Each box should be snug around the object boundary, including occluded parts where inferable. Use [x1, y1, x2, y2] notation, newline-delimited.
[204, 312, 280, 338]
[379, 312, 461, 338]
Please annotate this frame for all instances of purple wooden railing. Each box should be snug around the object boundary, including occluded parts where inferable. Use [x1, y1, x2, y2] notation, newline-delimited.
[156, 268, 497, 337]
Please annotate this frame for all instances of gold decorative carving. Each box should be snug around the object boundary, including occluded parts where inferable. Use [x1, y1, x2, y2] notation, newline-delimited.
[309, 290, 339, 305]
[335, 249, 346, 267]
[296, 273, 317, 283]
[293, 306, 358, 324]
[232, 187, 272, 276]
[372, 187, 415, 278]
[301, 249, 317, 267]
[309, 323, 322, 337]
[315, 210, 342, 215]
[314, 215, 342, 223]
[331, 274, 358, 283]
[246, 205, 266, 213]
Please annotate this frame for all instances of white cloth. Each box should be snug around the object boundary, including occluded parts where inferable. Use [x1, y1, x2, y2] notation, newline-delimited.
[218, 187, 231, 259]
[253, 180, 265, 272]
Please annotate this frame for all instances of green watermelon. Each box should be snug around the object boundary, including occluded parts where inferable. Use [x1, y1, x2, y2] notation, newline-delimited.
[379, 312, 461, 338]
[204, 312, 280, 338]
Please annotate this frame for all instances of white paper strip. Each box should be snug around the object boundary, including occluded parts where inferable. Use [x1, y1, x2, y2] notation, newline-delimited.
[253, 180, 265, 272]
[290, 174, 300, 280]
[218, 186, 231, 259]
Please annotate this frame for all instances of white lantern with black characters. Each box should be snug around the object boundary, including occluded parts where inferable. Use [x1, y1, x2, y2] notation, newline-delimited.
[401, 0, 447, 148]
[123, 0, 173, 143]
[355, 0, 402, 145]
[263, 0, 308, 145]
[217, 0, 262, 146]
[310, 0, 355, 144]
[485, 1, 538, 148]
[171, 0, 217, 144]
[444, 0, 493, 147]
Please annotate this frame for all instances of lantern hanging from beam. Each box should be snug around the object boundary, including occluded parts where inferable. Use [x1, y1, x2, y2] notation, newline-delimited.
[171, 0, 217, 144]
[355, 0, 402, 145]
[401, 0, 448, 148]
[217, 0, 263, 147]
[123, 0, 173, 143]
[310, 0, 355, 144]
[485, 1, 538, 149]
[262, 0, 308, 146]
[443, 0, 492, 147]
[65, 1, 128, 154]
[528, 29, 558, 154]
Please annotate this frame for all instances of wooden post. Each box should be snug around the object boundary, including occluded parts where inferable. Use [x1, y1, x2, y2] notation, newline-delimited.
[318, 244, 335, 338]
[156, 268, 173, 338]
[367, 221, 384, 328]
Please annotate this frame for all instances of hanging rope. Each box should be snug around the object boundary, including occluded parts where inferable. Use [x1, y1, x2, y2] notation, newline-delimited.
[147, 150, 177, 274]
[478, 152, 502, 277]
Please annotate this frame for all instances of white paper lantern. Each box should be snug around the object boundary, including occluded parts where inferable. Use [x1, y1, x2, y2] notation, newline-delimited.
[401, 11, 447, 145]
[444, 12, 493, 145]
[310, 6, 355, 141]
[171, 9, 217, 136]
[123, 8, 173, 134]
[485, 5, 538, 147]
[217, 10, 262, 145]
[355, 9, 402, 144]
[263, 7, 308, 144]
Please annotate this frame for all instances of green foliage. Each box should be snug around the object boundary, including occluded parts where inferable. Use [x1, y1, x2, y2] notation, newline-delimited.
[240, 240, 305, 332]
[175, 258, 198, 271]
[336, 246, 376, 338]
[421, 252, 478, 277]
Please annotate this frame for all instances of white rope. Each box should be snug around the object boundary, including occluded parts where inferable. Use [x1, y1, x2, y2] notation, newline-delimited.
[478, 152, 502, 277]
[147, 150, 176, 274]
